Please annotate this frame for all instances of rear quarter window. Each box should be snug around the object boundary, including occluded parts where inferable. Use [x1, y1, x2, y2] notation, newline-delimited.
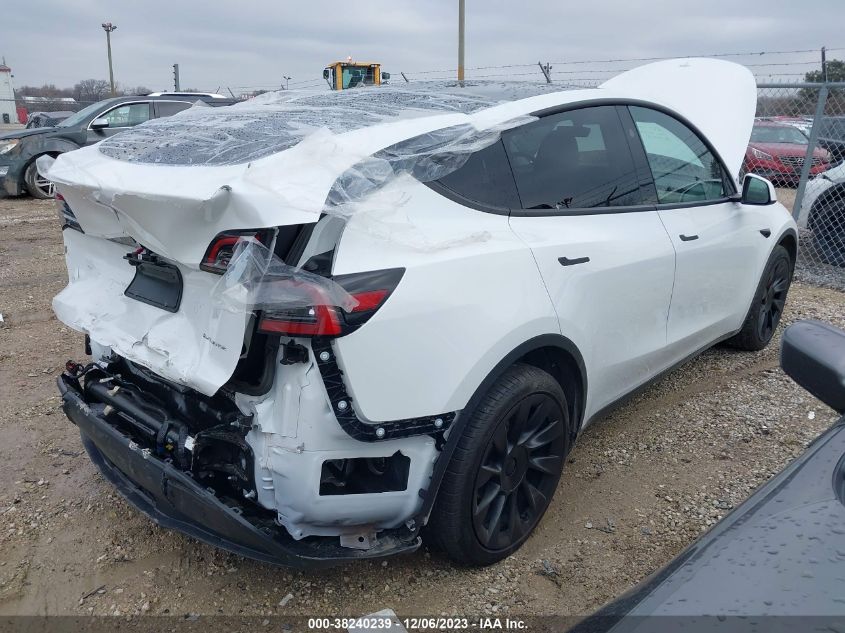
[435, 140, 521, 210]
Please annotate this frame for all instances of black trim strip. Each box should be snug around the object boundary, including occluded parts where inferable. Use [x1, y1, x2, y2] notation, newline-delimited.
[424, 180, 511, 216]
[311, 338, 456, 442]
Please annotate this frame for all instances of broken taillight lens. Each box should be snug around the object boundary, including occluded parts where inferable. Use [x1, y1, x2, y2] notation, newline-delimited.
[257, 269, 404, 338]
[200, 229, 274, 274]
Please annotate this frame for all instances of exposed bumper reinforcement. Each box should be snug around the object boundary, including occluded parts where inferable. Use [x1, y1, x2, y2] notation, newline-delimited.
[58, 375, 421, 568]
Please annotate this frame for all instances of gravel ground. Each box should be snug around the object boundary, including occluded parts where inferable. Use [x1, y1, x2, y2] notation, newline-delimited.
[1, 196, 844, 623]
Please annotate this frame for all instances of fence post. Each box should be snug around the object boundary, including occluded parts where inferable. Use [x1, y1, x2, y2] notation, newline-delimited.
[793, 84, 829, 220]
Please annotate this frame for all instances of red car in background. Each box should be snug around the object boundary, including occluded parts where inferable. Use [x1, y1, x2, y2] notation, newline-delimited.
[743, 121, 830, 186]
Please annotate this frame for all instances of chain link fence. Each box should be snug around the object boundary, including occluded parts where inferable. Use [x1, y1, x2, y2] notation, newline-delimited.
[754, 82, 845, 290]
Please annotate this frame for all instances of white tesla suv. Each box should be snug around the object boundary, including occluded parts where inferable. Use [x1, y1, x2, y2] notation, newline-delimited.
[48, 59, 797, 567]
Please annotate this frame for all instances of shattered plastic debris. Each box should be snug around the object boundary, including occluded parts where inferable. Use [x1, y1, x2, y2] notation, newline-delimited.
[212, 238, 358, 313]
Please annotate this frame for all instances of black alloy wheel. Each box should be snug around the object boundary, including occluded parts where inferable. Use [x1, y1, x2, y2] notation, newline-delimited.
[471, 392, 566, 551]
[725, 244, 793, 351]
[757, 256, 790, 343]
[428, 364, 571, 566]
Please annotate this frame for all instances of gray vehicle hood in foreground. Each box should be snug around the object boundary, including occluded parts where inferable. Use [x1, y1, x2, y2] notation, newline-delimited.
[572, 419, 845, 631]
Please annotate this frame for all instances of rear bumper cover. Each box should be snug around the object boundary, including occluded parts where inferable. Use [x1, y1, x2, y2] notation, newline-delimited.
[58, 375, 421, 568]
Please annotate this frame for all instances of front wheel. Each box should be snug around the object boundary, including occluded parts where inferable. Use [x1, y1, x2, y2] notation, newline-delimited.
[725, 245, 793, 351]
[24, 158, 56, 199]
[427, 364, 571, 566]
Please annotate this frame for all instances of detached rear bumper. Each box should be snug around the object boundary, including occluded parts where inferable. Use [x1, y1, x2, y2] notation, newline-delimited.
[58, 375, 421, 568]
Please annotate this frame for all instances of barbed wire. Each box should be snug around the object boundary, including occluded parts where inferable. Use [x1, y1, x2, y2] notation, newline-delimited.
[402, 47, 842, 78]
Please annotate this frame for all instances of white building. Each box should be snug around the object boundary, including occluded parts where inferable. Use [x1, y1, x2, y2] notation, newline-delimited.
[0, 62, 17, 124]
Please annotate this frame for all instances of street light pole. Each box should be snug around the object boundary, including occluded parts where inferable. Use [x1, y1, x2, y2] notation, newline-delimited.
[102, 22, 117, 96]
[283, 75, 291, 90]
[457, 0, 465, 86]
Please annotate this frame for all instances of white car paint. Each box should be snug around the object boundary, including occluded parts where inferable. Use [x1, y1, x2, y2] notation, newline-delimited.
[798, 163, 845, 228]
[50, 59, 797, 542]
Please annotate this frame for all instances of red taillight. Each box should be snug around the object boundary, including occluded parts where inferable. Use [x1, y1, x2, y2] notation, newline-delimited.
[258, 304, 343, 336]
[257, 270, 403, 338]
[348, 289, 389, 312]
[200, 230, 272, 274]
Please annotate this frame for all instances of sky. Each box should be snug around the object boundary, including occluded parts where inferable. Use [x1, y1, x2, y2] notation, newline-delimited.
[2, 0, 845, 94]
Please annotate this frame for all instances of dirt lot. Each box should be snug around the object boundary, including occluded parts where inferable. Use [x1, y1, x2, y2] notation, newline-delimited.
[1, 195, 844, 621]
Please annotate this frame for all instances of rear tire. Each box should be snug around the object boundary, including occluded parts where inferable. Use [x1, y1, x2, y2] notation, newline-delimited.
[725, 245, 792, 351]
[24, 157, 56, 199]
[427, 364, 571, 566]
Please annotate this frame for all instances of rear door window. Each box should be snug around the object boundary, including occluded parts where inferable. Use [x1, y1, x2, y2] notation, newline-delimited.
[502, 105, 646, 210]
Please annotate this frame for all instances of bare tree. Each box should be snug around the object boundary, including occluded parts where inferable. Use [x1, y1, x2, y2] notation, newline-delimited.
[16, 84, 73, 99]
[73, 79, 112, 104]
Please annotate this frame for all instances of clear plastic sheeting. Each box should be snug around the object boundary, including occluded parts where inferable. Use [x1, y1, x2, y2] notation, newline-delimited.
[96, 82, 557, 167]
[212, 238, 358, 313]
[323, 117, 535, 215]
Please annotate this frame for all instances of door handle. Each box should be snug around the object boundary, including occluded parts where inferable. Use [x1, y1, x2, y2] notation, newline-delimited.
[679, 234, 699, 242]
[558, 256, 590, 267]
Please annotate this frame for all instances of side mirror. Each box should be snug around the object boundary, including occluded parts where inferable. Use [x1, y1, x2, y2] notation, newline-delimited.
[90, 117, 110, 130]
[740, 173, 776, 205]
[322, 69, 330, 80]
[382, 72, 391, 81]
[781, 320, 845, 414]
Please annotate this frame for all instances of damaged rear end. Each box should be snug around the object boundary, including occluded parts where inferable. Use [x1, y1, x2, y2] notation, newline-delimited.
[46, 91, 500, 565]
[52, 185, 439, 563]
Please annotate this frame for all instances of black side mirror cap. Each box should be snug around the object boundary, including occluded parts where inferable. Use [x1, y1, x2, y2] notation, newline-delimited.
[781, 320, 845, 414]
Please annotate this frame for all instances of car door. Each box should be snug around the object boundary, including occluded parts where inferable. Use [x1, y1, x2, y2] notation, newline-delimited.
[86, 102, 151, 145]
[626, 105, 769, 350]
[505, 105, 677, 419]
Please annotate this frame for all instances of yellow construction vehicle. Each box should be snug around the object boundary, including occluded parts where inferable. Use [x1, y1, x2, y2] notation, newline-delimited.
[323, 60, 390, 90]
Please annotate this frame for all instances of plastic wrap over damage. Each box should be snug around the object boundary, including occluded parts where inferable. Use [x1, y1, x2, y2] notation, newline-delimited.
[213, 238, 358, 313]
[44, 85, 537, 261]
[45, 83, 539, 395]
[94, 83, 553, 166]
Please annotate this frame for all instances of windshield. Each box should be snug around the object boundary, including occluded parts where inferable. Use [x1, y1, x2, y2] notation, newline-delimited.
[57, 101, 109, 128]
[750, 125, 807, 145]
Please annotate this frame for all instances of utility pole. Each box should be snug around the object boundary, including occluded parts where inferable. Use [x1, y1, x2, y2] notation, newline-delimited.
[822, 46, 828, 83]
[173, 64, 180, 91]
[283, 75, 291, 90]
[101, 22, 117, 96]
[457, 0, 465, 86]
